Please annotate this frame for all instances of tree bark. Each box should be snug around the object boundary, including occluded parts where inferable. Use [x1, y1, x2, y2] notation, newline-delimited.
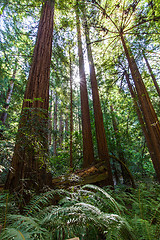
[76, 4, 95, 168]
[53, 91, 58, 156]
[125, 71, 157, 171]
[59, 109, 63, 148]
[48, 90, 53, 146]
[121, 33, 160, 181]
[109, 154, 136, 188]
[52, 155, 135, 189]
[82, 8, 113, 186]
[69, 49, 73, 169]
[143, 52, 160, 98]
[52, 161, 112, 189]
[5, 0, 55, 195]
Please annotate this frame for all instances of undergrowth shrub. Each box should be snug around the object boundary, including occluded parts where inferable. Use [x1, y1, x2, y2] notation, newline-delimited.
[106, 182, 160, 240]
[0, 182, 160, 239]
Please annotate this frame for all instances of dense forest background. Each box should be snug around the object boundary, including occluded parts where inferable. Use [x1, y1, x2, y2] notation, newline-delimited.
[0, 0, 160, 239]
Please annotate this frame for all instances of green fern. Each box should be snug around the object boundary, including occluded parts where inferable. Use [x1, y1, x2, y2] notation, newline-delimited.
[110, 182, 160, 240]
[23, 188, 69, 216]
[0, 227, 30, 240]
[2, 182, 160, 240]
[82, 184, 122, 214]
[0, 192, 19, 229]
[41, 201, 134, 239]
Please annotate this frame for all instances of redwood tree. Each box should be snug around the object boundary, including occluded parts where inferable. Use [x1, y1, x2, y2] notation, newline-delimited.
[69, 48, 73, 169]
[5, 0, 55, 194]
[121, 36, 160, 181]
[143, 51, 160, 98]
[89, 0, 160, 182]
[53, 91, 58, 156]
[76, 3, 95, 168]
[82, 7, 113, 185]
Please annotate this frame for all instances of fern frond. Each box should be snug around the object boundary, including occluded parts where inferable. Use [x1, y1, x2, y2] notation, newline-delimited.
[24, 188, 69, 216]
[82, 184, 121, 214]
[0, 214, 51, 240]
[0, 227, 30, 240]
[41, 200, 134, 240]
[131, 216, 156, 240]
[100, 214, 135, 240]
[0, 192, 19, 227]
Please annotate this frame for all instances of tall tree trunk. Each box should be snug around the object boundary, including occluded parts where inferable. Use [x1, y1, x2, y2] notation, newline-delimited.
[82, 10, 113, 185]
[69, 49, 73, 169]
[48, 90, 53, 146]
[110, 105, 130, 185]
[125, 71, 157, 170]
[5, 0, 55, 195]
[1, 61, 18, 124]
[77, 97, 81, 133]
[59, 109, 63, 148]
[143, 52, 160, 97]
[76, 4, 95, 168]
[65, 116, 69, 133]
[53, 91, 58, 156]
[121, 34, 160, 181]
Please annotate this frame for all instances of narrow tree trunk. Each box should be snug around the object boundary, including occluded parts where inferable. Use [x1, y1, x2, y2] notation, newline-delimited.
[125, 71, 157, 169]
[76, 4, 95, 168]
[65, 116, 69, 133]
[48, 90, 53, 146]
[59, 109, 63, 148]
[77, 97, 81, 133]
[1, 62, 17, 124]
[69, 49, 73, 169]
[53, 91, 58, 156]
[5, 0, 54, 195]
[82, 10, 113, 185]
[120, 34, 160, 181]
[143, 52, 160, 97]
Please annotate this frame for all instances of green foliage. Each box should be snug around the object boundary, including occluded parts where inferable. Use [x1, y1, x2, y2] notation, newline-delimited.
[50, 130, 83, 176]
[108, 182, 160, 240]
[0, 185, 136, 240]
[1, 183, 160, 239]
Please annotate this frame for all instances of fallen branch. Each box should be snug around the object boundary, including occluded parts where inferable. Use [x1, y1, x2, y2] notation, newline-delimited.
[52, 161, 110, 189]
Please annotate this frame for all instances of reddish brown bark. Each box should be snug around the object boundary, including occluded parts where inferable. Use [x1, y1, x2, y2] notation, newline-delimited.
[69, 50, 73, 169]
[59, 110, 64, 148]
[77, 98, 81, 133]
[121, 34, 160, 181]
[48, 90, 53, 146]
[76, 5, 95, 168]
[53, 91, 58, 156]
[125, 71, 158, 170]
[82, 11, 113, 186]
[65, 115, 69, 133]
[5, 0, 55, 194]
[143, 52, 160, 98]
